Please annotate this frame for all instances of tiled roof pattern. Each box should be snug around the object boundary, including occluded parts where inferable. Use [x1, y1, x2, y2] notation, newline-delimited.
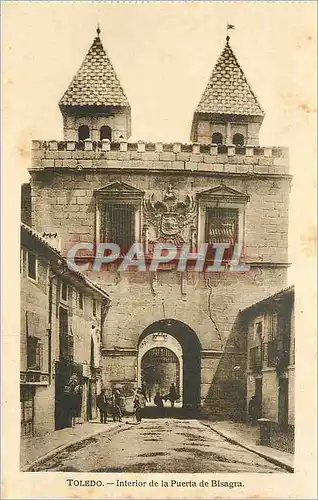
[59, 36, 129, 108]
[196, 42, 264, 116]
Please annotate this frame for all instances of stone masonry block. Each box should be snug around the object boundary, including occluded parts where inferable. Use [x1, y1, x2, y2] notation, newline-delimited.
[57, 151, 74, 159]
[106, 160, 125, 169]
[56, 197, 67, 204]
[236, 165, 249, 174]
[254, 165, 269, 174]
[137, 142, 146, 152]
[243, 157, 256, 165]
[74, 190, 87, 197]
[92, 160, 107, 167]
[105, 151, 119, 160]
[63, 159, 77, 168]
[41, 159, 54, 168]
[155, 143, 163, 152]
[141, 152, 160, 161]
[66, 142, 76, 151]
[84, 140, 93, 151]
[185, 162, 198, 170]
[258, 158, 273, 166]
[189, 154, 203, 162]
[224, 164, 237, 173]
[228, 156, 244, 164]
[153, 161, 171, 170]
[273, 165, 289, 175]
[117, 152, 130, 161]
[79, 160, 93, 168]
[32, 159, 42, 168]
[171, 161, 184, 170]
[132, 160, 151, 169]
[76, 198, 89, 205]
[159, 152, 175, 161]
[176, 153, 190, 161]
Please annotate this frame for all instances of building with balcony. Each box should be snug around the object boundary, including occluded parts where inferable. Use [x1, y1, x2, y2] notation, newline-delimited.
[242, 286, 295, 433]
[20, 223, 110, 437]
[22, 28, 291, 419]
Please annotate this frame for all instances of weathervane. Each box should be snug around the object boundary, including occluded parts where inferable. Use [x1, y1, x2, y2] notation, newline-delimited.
[226, 23, 235, 43]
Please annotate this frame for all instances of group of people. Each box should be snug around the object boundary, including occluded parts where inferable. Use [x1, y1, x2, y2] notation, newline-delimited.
[96, 389, 123, 424]
[97, 382, 179, 424]
[154, 383, 179, 409]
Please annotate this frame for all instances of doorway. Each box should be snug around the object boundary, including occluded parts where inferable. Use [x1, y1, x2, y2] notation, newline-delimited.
[138, 320, 201, 409]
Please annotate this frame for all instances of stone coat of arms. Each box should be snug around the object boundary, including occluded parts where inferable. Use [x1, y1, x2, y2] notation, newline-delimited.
[143, 185, 197, 246]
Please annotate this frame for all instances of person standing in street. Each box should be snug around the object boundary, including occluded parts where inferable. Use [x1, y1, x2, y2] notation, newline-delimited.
[96, 389, 108, 423]
[112, 389, 123, 422]
[248, 395, 261, 425]
[168, 383, 178, 408]
[133, 388, 147, 423]
[154, 391, 164, 413]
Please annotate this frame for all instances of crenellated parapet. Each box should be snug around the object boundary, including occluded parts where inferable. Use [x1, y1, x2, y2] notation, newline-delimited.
[31, 139, 289, 175]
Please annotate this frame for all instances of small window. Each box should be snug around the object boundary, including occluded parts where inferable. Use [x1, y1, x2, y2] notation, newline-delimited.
[255, 320, 263, 343]
[268, 313, 278, 341]
[78, 291, 84, 310]
[61, 283, 68, 303]
[100, 125, 112, 141]
[27, 252, 37, 281]
[212, 132, 223, 145]
[102, 204, 135, 254]
[233, 133, 245, 146]
[27, 336, 43, 371]
[205, 207, 238, 245]
[78, 125, 90, 141]
[93, 299, 97, 317]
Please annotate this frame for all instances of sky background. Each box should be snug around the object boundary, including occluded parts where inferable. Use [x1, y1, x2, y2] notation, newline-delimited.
[2, 1, 317, 285]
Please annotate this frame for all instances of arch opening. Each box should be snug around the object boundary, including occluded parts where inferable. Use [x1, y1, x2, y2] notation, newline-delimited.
[233, 133, 245, 146]
[78, 125, 90, 141]
[100, 125, 112, 141]
[212, 132, 223, 145]
[138, 319, 201, 409]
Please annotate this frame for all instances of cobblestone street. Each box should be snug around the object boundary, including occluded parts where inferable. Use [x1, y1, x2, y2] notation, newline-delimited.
[31, 419, 286, 473]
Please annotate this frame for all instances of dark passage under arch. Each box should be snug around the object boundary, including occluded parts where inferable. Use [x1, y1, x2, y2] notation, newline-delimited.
[139, 319, 201, 409]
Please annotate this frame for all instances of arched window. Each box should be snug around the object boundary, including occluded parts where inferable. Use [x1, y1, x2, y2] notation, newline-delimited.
[233, 133, 245, 146]
[212, 132, 223, 145]
[78, 125, 90, 141]
[100, 126, 112, 141]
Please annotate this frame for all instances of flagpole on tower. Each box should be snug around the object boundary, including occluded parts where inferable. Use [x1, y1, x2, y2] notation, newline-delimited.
[226, 23, 235, 43]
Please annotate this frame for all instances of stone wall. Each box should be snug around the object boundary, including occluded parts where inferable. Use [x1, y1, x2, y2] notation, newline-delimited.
[27, 138, 291, 418]
[29, 142, 290, 264]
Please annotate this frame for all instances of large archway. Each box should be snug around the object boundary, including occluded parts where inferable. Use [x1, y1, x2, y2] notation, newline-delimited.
[138, 319, 201, 409]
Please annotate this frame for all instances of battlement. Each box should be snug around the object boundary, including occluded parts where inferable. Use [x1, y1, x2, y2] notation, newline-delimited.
[31, 140, 289, 175]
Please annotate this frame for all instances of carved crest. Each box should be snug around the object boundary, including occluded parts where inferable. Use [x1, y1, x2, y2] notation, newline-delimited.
[144, 185, 196, 245]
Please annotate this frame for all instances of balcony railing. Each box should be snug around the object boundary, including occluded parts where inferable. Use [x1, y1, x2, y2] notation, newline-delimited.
[249, 346, 262, 372]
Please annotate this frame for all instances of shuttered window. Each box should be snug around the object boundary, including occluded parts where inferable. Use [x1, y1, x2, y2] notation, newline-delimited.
[103, 204, 135, 253]
[205, 207, 239, 245]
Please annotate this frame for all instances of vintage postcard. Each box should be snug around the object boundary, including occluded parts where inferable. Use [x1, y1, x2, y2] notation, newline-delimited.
[1, 1, 317, 499]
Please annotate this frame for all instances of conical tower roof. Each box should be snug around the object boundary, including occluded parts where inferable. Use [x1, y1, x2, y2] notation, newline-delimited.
[195, 39, 264, 117]
[59, 30, 130, 109]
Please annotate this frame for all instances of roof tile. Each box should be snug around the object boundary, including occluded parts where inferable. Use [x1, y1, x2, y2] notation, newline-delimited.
[196, 41, 264, 116]
[59, 35, 129, 108]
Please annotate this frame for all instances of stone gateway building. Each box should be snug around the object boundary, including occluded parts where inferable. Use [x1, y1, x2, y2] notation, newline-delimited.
[24, 29, 291, 420]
